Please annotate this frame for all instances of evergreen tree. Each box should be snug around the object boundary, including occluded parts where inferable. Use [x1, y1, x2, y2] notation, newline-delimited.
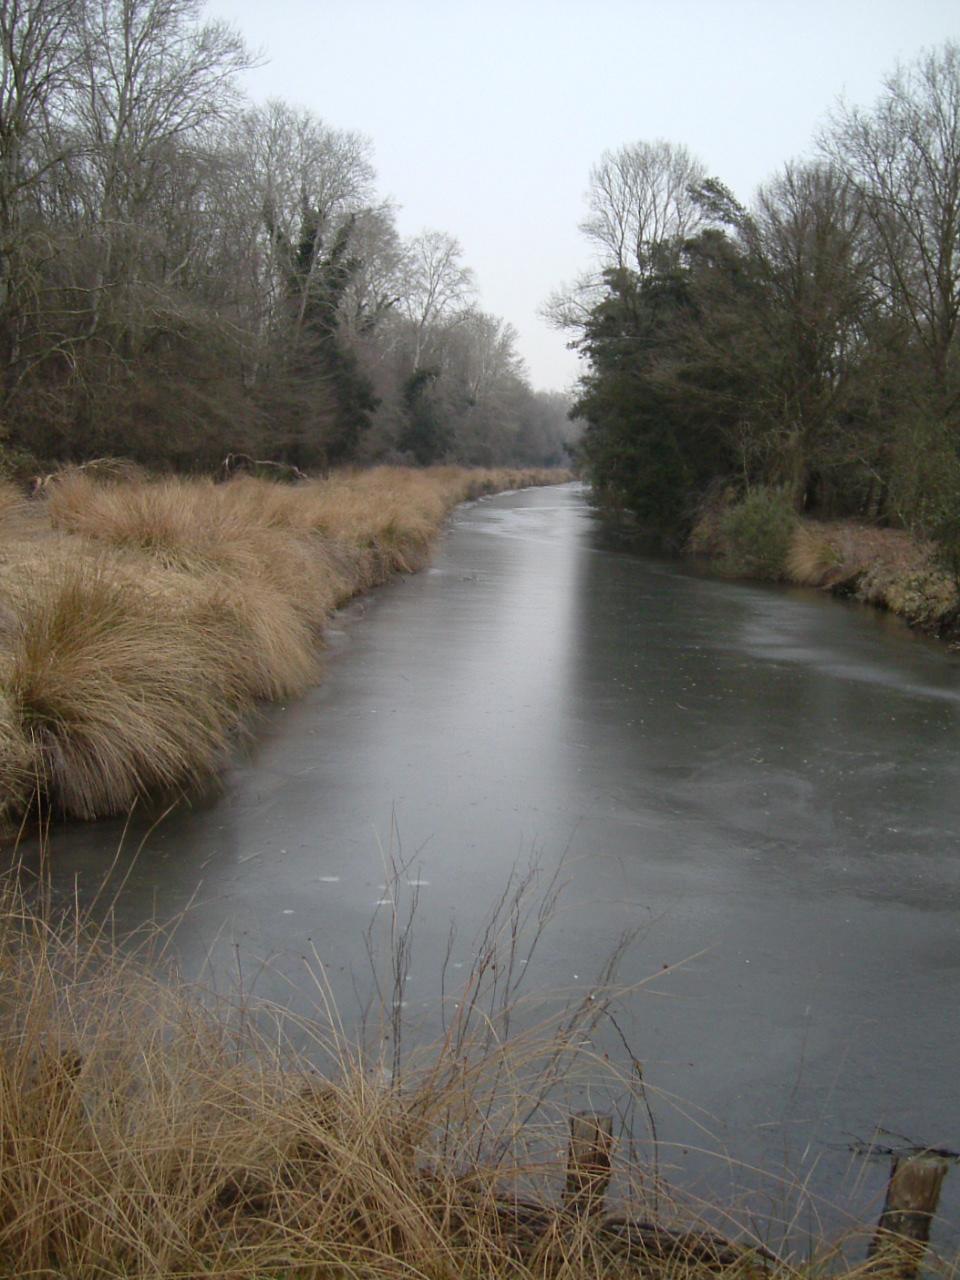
[396, 367, 451, 464]
[268, 210, 378, 467]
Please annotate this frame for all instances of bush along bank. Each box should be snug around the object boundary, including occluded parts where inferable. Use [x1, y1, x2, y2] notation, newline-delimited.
[0, 465, 570, 824]
[688, 486, 960, 641]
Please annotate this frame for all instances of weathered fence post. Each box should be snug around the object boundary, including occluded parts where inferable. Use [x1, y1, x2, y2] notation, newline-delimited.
[868, 1152, 949, 1278]
[563, 1111, 615, 1218]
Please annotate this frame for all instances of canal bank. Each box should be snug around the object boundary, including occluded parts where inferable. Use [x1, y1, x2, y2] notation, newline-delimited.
[688, 494, 960, 644]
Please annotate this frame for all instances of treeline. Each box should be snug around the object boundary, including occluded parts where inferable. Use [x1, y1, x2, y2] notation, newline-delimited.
[0, 0, 574, 472]
[551, 44, 960, 550]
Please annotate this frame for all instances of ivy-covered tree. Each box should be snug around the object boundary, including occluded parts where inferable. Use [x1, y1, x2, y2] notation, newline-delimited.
[396, 366, 450, 464]
[267, 208, 378, 467]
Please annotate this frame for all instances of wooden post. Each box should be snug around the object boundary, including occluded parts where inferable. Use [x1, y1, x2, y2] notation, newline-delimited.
[868, 1153, 949, 1279]
[563, 1111, 615, 1218]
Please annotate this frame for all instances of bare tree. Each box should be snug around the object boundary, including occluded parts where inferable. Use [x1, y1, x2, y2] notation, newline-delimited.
[541, 268, 604, 335]
[338, 206, 403, 341]
[824, 43, 960, 406]
[0, 0, 82, 221]
[544, 140, 707, 343]
[70, 0, 252, 345]
[453, 309, 525, 404]
[0, 0, 549, 470]
[246, 101, 375, 250]
[398, 229, 475, 370]
[224, 102, 378, 368]
[0, 0, 87, 377]
[753, 161, 877, 489]
[580, 139, 707, 275]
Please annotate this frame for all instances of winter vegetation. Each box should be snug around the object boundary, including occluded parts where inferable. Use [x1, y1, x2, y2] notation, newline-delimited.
[552, 43, 960, 603]
[687, 484, 960, 637]
[0, 464, 567, 823]
[0, 0, 577, 475]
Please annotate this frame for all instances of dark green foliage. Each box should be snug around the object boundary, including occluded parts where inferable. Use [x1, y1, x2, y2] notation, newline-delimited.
[396, 367, 451, 465]
[569, 48, 960, 562]
[689, 178, 750, 230]
[271, 214, 378, 468]
[571, 160, 955, 544]
[719, 487, 797, 579]
[886, 416, 960, 582]
[573, 263, 736, 535]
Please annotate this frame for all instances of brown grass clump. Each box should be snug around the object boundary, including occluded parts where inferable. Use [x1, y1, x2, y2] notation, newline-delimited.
[0, 479, 25, 531]
[862, 562, 958, 628]
[48, 472, 250, 570]
[785, 521, 960, 629]
[0, 692, 34, 815]
[786, 524, 843, 587]
[298, 470, 450, 574]
[187, 573, 321, 701]
[0, 465, 570, 820]
[5, 562, 250, 818]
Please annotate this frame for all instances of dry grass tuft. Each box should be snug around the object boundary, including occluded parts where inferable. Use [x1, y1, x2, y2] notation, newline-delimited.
[786, 524, 843, 587]
[187, 573, 321, 701]
[48, 472, 249, 570]
[0, 691, 35, 814]
[5, 561, 249, 818]
[785, 521, 960, 628]
[0, 465, 570, 820]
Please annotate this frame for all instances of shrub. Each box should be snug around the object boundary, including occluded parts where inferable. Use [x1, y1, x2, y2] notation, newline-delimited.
[886, 417, 960, 583]
[719, 487, 797, 580]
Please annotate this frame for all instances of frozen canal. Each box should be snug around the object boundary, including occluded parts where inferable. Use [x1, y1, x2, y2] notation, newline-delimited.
[31, 483, 960, 1248]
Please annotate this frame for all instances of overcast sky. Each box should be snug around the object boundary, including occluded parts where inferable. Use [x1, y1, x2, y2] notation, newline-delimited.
[210, 0, 958, 392]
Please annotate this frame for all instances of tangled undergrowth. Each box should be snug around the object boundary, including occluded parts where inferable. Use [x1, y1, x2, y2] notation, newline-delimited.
[0, 465, 568, 823]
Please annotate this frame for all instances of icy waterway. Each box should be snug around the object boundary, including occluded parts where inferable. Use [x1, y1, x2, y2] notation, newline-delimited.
[32, 483, 960, 1249]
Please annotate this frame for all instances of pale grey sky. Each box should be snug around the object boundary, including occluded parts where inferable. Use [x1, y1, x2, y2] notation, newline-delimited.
[210, 0, 959, 391]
